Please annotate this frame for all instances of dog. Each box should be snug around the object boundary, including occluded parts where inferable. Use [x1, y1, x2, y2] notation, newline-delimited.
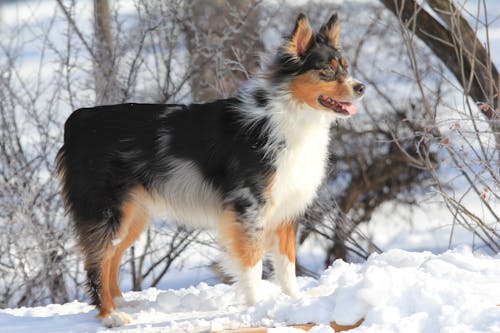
[56, 13, 365, 327]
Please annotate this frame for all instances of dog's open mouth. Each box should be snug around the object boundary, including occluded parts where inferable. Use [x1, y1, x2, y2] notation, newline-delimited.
[318, 95, 357, 115]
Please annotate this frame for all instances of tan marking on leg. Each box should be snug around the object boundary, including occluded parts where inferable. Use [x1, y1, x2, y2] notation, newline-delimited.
[275, 223, 296, 263]
[219, 210, 263, 267]
[109, 249, 125, 300]
[97, 250, 115, 318]
[109, 186, 151, 300]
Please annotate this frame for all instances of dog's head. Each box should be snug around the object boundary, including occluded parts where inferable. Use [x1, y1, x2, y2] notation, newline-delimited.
[272, 13, 365, 117]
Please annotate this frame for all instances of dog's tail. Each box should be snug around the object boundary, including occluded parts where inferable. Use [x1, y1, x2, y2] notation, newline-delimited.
[56, 110, 120, 307]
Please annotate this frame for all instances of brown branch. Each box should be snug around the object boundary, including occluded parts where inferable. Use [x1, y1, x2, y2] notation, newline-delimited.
[379, 0, 500, 149]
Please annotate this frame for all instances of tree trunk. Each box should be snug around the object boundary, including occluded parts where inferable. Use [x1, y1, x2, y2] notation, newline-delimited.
[379, 0, 500, 151]
[93, 0, 120, 104]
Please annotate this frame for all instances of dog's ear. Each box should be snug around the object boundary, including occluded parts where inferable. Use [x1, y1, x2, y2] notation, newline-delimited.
[286, 13, 314, 56]
[318, 13, 340, 49]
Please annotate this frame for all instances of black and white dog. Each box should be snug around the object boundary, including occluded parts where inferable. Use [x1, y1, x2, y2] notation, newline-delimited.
[57, 13, 364, 326]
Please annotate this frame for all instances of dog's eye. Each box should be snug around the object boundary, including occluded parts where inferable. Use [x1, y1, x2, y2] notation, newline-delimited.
[319, 65, 336, 80]
[322, 65, 336, 75]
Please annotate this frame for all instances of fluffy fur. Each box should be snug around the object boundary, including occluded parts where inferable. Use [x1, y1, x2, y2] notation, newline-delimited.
[56, 12, 365, 327]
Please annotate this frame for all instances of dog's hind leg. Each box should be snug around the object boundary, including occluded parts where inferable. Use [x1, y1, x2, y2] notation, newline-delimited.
[80, 235, 131, 327]
[97, 251, 133, 327]
[218, 208, 264, 305]
[109, 188, 150, 307]
[78, 202, 141, 327]
[83, 234, 131, 327]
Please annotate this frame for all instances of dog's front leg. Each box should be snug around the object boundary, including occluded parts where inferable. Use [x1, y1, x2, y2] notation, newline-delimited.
[269, 221, 300, 297]
[218, 202, 265, 305]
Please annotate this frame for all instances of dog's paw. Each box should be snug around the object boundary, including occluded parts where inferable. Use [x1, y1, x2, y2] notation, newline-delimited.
[238, 279, 265, 306]
[101, 310, 132, 327]
[277, 274, 300, 298]
[246, 284, 265, 305]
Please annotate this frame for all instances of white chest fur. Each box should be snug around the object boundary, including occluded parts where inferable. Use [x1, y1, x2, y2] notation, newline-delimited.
[266, 107, 332, 226]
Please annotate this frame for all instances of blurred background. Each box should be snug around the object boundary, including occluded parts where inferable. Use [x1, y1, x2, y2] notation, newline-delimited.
[0, 0, 498, 308]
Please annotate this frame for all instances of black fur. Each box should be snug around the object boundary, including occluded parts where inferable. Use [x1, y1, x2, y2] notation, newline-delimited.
[86, 267, 102, 307]
[57, 99, 277, 232]
[273, 40, 347, 82]
[252, 89, 270, 108]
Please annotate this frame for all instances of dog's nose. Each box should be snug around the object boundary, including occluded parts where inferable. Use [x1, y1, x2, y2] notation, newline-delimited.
[353, 83, 365, 96]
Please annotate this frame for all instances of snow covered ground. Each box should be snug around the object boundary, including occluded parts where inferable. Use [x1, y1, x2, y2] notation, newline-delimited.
[1, 1, 498, 332]
[1, 248, 499, 332]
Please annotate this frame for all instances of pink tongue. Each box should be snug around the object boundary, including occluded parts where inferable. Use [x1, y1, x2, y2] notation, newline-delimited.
[344, 103, 357, 115]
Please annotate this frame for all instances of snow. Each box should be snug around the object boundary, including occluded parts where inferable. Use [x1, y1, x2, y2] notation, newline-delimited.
[1, 248, 499, 332]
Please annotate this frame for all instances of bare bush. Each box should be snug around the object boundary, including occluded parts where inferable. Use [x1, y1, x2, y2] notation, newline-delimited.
[381, 0, 499, 253]
[0, 12, 74, 305]
[180, 0, 264, 101]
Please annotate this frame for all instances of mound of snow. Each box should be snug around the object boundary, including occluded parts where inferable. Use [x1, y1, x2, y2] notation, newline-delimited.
[1, 248, 499, 332]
